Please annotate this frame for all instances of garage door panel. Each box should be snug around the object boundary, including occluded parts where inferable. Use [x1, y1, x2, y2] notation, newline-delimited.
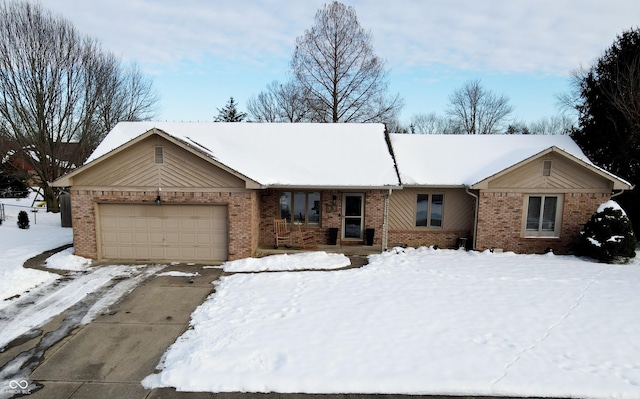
[99, 204, 228, 262]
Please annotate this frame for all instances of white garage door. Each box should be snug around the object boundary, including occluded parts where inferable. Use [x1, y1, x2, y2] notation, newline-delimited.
[99, 204, 228, 262]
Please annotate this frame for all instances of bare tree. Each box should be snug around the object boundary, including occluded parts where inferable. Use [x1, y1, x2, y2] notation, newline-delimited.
[247, 80, 310, 122]
[291, 1, 402, 123]
[0, 1, 158, 210]
[528, 115, 575, 135]
[410, 112, 462, 134]
[446, 79, 513, 134]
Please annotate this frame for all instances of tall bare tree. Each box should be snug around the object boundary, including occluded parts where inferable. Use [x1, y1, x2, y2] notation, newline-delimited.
[446, 79, 513, 134]
[0, 1, 158, 211]
[291, 1, 402, 123]
[247, 80, 310, 122]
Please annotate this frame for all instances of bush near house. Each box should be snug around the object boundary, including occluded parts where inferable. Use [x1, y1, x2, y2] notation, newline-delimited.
[17, 210, 29, 229]
[577, 201, 637, 263]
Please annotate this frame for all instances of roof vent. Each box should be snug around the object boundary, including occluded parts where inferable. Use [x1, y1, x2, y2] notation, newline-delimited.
[543, 160, 552, 176]
[155, 146, 164, 164]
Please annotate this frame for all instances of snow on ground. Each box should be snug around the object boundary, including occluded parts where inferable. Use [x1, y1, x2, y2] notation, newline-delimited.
[44, 247, 91, 271]
[0, 193, 72, 306]
[144, 247, 640, 398]
[222, 251, 351, 272]
[157, 271, 201, 277]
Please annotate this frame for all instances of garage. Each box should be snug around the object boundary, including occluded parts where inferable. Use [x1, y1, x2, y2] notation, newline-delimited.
[98, 204, 228, 262]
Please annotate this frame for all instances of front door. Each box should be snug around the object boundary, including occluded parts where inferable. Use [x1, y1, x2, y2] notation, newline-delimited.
[342, 193, 364, 240]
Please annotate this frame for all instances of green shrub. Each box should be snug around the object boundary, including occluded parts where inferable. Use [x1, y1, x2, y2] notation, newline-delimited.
[17, 210, 30, 229]
[577, 201, 637, 263]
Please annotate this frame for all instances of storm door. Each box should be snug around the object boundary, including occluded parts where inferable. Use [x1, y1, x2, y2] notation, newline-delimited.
[342, 193, 364, 240]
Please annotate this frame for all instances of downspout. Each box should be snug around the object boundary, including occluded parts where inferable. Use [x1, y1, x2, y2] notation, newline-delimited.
[383, 188, 392, 250]
[611, 189, 627, 198]
[465, 185, 479, 250]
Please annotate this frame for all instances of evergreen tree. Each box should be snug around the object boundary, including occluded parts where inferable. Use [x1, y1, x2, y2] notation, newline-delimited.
[577, 202, 636, 263]
[214, 97, 247, 122]
[17, 210, 29, 229]
[568, 28, 640, 234]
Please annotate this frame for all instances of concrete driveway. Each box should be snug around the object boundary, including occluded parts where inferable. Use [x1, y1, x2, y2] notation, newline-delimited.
[26, 264, 222, 399]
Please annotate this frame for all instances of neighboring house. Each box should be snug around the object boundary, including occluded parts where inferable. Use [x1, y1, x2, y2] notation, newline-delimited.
[53, 122, 632, 262]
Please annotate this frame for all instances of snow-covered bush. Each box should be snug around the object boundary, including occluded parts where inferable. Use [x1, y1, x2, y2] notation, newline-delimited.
[17, 210, 29, 229]
[577, 200, 637, 263]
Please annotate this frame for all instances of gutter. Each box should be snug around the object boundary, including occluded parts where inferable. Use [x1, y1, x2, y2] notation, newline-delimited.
[464, 185, 479, 250]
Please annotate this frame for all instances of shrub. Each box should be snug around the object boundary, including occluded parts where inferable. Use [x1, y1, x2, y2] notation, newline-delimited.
[17, 210, 30, 229]
[577, 200, 637, 263]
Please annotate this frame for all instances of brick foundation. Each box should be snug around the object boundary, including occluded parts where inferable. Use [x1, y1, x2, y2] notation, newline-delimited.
[70, 190, 258, 261]
[475, 191, 610, 254]
[388, 230, 471, 249]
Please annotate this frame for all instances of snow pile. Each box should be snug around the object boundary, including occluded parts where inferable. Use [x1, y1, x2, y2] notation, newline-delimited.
[45, 247, 92, 271]
[222, 251, 351, 272]
[144, 247, 640, 398]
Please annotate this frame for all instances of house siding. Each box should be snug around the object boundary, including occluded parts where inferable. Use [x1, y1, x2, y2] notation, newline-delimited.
[387, 188, 474, 249]
[475, 191, 610, 254]
[70, 190, 258, 261]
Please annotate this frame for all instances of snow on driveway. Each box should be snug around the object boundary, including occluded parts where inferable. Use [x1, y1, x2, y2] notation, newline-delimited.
[144, 247, 640, 398]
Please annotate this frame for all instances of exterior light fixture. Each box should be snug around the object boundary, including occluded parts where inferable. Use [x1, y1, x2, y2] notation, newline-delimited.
[155, 188, 162, 206]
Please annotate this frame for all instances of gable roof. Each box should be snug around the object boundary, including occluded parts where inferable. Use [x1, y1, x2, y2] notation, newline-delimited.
[79, 122, 400, 188]
[388, 133, 632, 189]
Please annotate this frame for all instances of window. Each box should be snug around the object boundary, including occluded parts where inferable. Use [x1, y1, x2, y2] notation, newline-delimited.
[416, 193, 444, 228]
[279, 191, 320, 225]
[525, 195, 563, 237]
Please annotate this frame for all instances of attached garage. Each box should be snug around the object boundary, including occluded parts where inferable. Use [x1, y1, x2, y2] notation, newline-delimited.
[98, 204, 228, 262]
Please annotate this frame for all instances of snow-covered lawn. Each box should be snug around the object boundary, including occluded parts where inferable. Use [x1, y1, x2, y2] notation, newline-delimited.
[0, 195, 72, 305]
[144, 247, 640, 399]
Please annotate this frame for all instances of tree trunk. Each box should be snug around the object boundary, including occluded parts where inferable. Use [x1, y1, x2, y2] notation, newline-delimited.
[43, 183, 60, 213]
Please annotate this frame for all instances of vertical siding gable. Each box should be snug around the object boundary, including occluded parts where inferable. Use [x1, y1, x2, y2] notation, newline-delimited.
[487, 153, 613, 191]
[72, 136, 246, 189]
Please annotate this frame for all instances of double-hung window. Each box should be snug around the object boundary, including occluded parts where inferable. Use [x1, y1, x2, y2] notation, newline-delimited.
[416, 194, 444, 227]
[524, 194, 563, 237]
[279, 191, 321, 225]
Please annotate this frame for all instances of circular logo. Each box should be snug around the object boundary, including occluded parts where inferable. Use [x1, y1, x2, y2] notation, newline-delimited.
[9, 380, 29, 390]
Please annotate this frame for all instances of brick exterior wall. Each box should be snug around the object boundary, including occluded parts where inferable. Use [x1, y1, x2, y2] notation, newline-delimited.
[387, 230, 471, 249]
[70, 190, 258, 261]
[258, 189, 387, 247]
[475, 191, 610, 254]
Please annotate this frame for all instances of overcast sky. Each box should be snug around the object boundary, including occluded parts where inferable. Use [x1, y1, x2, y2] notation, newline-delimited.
[41, 0, 640, 126]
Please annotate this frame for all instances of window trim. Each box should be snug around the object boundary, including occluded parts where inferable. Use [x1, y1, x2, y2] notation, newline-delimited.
[522, 194, 563, 238]
[279, 191, 321, 226]
[415, 193, 445, 229]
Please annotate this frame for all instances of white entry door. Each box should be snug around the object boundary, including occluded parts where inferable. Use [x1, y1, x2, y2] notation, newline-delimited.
[342, 193, 364, 240]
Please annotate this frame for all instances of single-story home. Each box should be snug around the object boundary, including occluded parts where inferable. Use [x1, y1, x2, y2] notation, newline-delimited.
[53, 122, 633, 262]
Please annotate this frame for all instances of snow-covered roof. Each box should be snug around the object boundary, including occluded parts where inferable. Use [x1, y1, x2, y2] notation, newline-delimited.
[389, 133, 621, 186]
[86, 122, 400, 187]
